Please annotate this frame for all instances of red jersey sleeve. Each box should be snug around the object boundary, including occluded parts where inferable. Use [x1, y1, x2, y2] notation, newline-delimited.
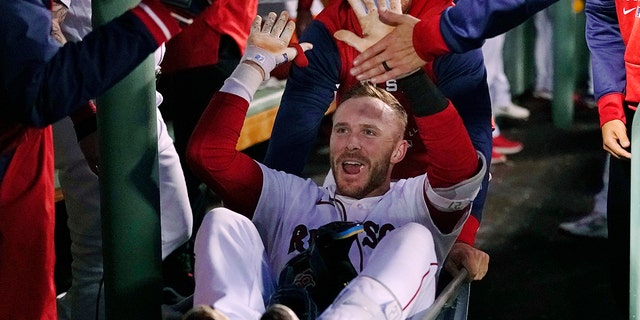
[187, 92, 264, 217]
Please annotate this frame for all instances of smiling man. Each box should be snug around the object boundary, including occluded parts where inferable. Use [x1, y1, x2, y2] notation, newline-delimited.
[186, 11, 486, 320]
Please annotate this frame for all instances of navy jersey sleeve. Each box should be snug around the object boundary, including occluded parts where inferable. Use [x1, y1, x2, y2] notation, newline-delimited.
[0, 0, 161, 127]
[263, 20, 341, 175]
[585, 0, 626, 100]
[440, 0, 557, 52]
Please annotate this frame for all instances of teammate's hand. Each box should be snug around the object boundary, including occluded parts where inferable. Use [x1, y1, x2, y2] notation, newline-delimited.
[602, 119, 631, 159]
[444, 242, 489, 281]
[348, 8, 425, 84]
[334, 0, 402, 53]
[243, 11, 313, 80]
[51, 1, 68, 45]
[51, 17, 67, 45]
[333, 0, 425, 83]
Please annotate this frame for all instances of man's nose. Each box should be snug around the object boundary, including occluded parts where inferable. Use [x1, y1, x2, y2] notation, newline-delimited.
[346, 133, 360, 151]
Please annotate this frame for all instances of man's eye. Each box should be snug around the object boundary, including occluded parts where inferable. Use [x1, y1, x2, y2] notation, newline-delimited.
[363, 129, 376, 136]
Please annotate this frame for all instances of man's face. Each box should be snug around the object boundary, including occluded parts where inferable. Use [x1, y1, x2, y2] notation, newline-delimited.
[329, 96, 407, 199]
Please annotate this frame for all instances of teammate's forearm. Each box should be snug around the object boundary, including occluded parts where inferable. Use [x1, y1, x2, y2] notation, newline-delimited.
[70, 101, 97, 142]
[397, 69, 448, 117]
[1, 1, 181, 127]
[264, 21, 339, 175]
[413, 0, 557, 60]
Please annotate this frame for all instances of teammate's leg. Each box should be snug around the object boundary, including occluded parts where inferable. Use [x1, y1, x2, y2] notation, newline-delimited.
[157, 110, 193, 259]
[53, 117, 105, 320]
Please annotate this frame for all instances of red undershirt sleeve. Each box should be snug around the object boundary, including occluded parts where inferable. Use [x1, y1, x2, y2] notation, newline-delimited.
[415, 103, 478, 189]
[413, 15, 450, 62]
[187, 92, 264, 217]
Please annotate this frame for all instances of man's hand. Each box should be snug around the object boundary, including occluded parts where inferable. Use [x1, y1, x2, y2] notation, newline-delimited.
[243, 11, 313, 80]
[51, 18, 67, 45]
[334, 0, 402, 53]
[347, 8, 426, 84]
[51, 1, 68, 45]
[602, 119, 631, 159]
[444, 242, 489, 281]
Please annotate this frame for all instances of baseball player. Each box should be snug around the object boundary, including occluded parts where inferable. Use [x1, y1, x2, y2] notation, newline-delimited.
[262, 0, 492, 283]
[186, 10, 486, 320]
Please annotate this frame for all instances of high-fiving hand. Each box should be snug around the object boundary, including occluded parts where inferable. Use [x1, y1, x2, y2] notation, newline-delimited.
[243, 11, 313, 80]
[333, 0, 402, 53]
[335, 0, 427, 83]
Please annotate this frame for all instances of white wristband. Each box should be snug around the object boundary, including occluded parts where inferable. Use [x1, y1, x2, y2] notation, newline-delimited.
[220, 63, 265, 102]
[241, 45, 278, 81]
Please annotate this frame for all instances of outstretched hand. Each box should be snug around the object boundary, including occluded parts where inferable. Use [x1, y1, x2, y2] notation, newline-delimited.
[334, 0, 427, 83]
[334, 0, 402, 52]
[243, 11, 313, 80]
[349, 8, 426, 83]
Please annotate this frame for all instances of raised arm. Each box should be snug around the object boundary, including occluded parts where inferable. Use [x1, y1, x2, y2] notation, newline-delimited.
[0, 0, 221, 127]
[348, 0, 557, 83]
[398, 69, 489, 280]
[397, 69, 488, 280]
[187, 11, 312, 217]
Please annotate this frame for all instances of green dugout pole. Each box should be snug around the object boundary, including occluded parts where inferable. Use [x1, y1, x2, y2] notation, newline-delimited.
[93, 1, 163, 319]
[632, 110, 640, 318]
[503, 20, 535, 97]
[551, 0, 577, 129]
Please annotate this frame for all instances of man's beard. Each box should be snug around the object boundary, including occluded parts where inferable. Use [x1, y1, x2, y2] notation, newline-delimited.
[331, 151, 392, 199]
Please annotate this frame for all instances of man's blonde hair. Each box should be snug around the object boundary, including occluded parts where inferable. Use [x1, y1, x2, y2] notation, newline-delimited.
[337, 82, 408, 132]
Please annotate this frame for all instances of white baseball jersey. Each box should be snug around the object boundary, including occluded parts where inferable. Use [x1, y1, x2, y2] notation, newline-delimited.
[252, 160, 484, 283]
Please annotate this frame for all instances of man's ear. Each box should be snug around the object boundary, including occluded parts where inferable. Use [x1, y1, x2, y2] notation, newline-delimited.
[390, 140, 408, 164]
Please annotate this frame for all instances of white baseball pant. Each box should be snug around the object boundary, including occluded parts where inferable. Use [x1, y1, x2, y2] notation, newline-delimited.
[193, 207, 438, 320]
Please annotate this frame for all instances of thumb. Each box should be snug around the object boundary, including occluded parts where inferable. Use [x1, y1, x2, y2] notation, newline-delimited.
[619, 133, 631, 148]
[334, 30, 368, 52]
[299, 42, 313, 52]
[280, 42, 314, 67]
